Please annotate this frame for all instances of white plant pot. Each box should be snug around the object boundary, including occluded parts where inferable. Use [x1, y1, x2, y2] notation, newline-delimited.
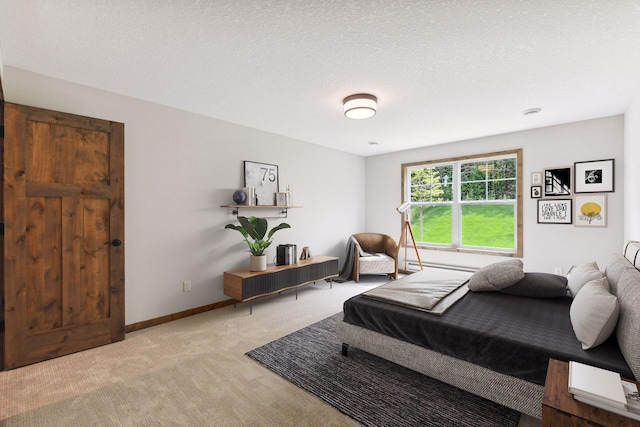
[250, 255, 267, 272]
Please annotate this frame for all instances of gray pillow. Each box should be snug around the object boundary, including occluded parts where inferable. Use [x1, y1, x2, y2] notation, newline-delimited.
[570, 278, 619, 350]
[468, 259, 524, 292]
[500, 272, 568, 298]
[567, 261, 604, 297]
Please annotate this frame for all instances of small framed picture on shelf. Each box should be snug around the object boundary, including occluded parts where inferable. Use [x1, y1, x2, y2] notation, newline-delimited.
[574, 159, 614, 193]
[538, 199, 572, 224]
[275, 192, 288, 206]
[531, 186, 542, 199]
[575, 194, 607, 227]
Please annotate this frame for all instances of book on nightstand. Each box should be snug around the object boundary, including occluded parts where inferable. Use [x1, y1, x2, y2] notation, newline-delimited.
[568, 361, 640, 421]
[568, 361, 627, 410]
[574, 386, 640, 422]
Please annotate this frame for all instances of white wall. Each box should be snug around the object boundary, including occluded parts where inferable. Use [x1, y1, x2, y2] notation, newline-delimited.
[625, 87, 640, 240]
[366, 116, 625, 273]
[3, 66, 366, 325]
[4, 65, 631, 324]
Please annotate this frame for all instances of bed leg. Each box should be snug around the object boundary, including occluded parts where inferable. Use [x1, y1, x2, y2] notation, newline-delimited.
[341, 343, 349, 356]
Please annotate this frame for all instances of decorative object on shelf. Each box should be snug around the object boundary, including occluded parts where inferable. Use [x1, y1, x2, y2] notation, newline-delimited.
[244, 161, 278, 206]
[286, 184, 293, 205]
[575, 194, 607, 227]
[225, 216, 291, 271]
[300, 246, 311, 260]
[531, 186, 542, 198]
[242, 186, 256, 206]
[275, 192, 288, 206]
[537, 199, 572, 224]
[531, 171, 542, 185]
[574, 159, 615, 193]
[544, 167, 571, 196]
[232, 189, 247, 204]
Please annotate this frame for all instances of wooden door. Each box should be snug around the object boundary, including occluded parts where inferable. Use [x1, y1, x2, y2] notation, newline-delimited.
[2, 102, 124, 370]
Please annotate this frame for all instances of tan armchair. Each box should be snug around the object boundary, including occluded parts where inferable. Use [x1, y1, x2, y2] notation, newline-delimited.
[351, 233, 399, 282]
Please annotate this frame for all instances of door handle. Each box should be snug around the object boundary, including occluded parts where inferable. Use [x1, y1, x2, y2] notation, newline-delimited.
[111, 239, 122, 247]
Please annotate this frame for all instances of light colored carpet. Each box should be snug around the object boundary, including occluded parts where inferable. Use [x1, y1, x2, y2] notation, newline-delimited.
[0, 274, 540, 426]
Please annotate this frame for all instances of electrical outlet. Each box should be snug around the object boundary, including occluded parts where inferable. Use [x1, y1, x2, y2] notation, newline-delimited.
[183, 280, 192, 292]
[554, 267, 563, 275]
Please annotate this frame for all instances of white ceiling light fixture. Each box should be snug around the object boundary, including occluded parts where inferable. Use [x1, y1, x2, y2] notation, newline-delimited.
[343, 94, 377, 119]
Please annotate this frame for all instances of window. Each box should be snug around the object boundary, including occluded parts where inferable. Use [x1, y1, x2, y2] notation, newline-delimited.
[402, 149, 522, 256]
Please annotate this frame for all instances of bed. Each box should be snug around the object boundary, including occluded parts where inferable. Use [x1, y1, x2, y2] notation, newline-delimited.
[337, 243, 640, 419]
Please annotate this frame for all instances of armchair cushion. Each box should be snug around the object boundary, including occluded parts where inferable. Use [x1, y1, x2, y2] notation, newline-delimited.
[359, 253, 396, 275]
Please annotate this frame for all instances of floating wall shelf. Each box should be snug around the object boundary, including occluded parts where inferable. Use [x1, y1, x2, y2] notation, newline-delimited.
[220, 205, 302, 218]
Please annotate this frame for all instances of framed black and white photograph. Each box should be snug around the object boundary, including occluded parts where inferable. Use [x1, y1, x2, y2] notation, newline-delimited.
[544, 167, 571, 196]
[574, 159, 615, 193]
[531, 186, 542, 198]
[537, 199, 572, 224]
[531, 171, 542, 185]
[575, 195, 607, 227]
[244, 161, 279, 205]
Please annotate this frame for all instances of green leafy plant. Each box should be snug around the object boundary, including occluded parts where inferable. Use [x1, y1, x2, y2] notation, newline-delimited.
[225, 216, 291, 256]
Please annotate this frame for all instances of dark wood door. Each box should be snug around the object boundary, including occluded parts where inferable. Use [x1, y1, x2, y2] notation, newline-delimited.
[2, 102, 124, 370]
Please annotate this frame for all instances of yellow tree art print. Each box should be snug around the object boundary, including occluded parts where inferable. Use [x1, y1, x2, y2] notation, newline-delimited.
[580, 202, 601, 224]
[576, 195, 607, 227]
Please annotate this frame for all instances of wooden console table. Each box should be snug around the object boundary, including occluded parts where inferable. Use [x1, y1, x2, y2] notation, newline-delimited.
[542, 359, 639, 426]
[223, 255, 339, 314]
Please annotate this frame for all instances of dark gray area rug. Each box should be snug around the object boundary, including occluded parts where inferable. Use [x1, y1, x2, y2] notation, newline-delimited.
[246, 313, 520, 427]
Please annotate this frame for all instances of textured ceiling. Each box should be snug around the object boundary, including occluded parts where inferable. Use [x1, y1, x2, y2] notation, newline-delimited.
[1, 1, 640, 156]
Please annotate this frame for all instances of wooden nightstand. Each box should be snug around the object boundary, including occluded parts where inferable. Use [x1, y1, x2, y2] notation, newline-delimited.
[542, 359, 639, 426]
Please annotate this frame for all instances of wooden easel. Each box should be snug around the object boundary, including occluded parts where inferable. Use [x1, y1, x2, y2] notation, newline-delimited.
[398, 220, 423, 272]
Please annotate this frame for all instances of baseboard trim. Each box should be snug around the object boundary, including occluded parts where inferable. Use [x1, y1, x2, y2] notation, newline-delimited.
[125, 299, 236, 333]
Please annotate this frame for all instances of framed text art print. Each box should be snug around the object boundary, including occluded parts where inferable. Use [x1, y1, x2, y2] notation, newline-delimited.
[574, 159, 614, 193]
[537, 199, 572, 224]
[244, 161, 279, 205]
[575, 194, 607, 227]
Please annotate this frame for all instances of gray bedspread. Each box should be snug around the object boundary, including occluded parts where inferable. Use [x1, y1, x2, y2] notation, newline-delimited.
[344, 278, 634, 385]
[363, 268, 472, 315]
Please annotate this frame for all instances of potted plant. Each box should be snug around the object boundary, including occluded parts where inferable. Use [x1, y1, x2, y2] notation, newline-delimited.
[225, 216, 291, 271]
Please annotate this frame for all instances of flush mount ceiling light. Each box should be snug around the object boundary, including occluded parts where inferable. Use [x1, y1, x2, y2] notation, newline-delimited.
[343, 94, 377, 119]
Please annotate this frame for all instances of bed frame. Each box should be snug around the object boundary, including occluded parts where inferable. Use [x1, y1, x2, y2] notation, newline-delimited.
[337, 320, 544, 419]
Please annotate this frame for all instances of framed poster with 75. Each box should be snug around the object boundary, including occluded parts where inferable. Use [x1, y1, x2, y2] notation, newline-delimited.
[244, 161, 279, 205]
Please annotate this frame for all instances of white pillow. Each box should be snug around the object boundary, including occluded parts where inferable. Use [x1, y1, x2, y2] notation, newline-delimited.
[567, 261, 604, 297]
[570, 278, 619, 350]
